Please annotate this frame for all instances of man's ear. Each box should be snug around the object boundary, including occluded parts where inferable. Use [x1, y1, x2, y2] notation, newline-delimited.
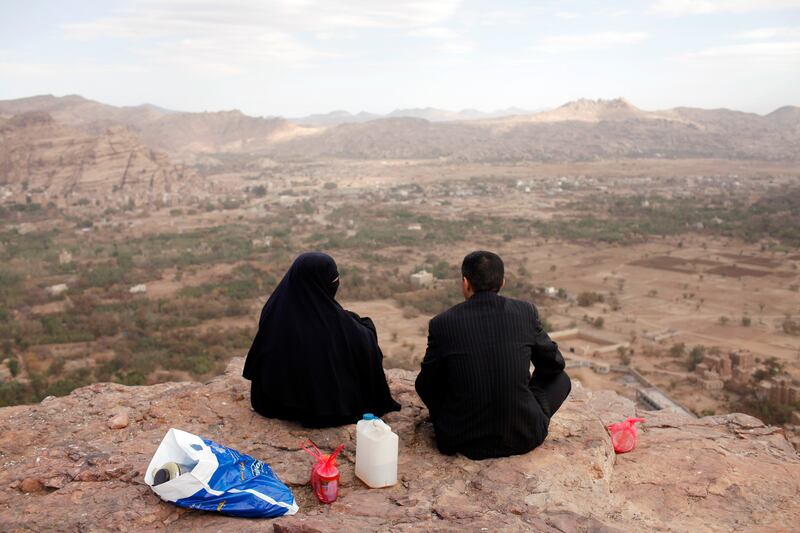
[462, 276, 473, 298]
[500, 277, 506, 291]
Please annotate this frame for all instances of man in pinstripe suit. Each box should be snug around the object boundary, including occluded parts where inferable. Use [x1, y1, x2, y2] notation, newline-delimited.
[415, 251, 572, 460]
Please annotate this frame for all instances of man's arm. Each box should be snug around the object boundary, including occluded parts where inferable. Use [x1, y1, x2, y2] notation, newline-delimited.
[415, 318, 446, 418]
[529, 305, 565, 377]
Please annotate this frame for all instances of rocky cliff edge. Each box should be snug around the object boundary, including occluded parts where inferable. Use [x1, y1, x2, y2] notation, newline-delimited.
[1, 359, 798, 532]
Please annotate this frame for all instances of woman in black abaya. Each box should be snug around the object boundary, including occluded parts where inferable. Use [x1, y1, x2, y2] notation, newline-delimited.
[243, 252, 400, 427]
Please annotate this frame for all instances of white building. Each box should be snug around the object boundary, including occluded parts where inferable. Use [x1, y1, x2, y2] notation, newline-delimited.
[410, 270, 434, 288]
[129, 284, 147, 294]
[252, 236, 272, 248]
[46, 284, 68, 296]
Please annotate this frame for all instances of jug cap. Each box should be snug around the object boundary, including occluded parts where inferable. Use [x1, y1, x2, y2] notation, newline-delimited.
[362, 413, 378, 420]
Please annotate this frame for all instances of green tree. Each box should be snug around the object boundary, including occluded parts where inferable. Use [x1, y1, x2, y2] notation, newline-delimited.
[687, 346, 705, 371]
[7, 357, 19, 377]
[669, 342, 686, 358]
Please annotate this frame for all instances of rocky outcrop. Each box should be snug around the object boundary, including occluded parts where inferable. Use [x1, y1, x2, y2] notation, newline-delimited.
[0, 358, 797, 532]
[0, 96, 298, 155]
[0, 112, 191, 205]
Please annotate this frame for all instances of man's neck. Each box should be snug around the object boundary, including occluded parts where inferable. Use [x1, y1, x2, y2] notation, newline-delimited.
[469, 290, 498, 300]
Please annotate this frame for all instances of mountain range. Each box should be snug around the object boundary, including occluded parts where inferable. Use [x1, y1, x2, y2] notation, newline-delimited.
[291, 106, 539, 125]
[1, 94, 798, 163]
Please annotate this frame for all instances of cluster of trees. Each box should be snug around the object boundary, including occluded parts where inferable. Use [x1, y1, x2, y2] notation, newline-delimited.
[0, 325, 254, 407]
[577, 291, 605, 307]
[782, 316, 800, 336]
[395, 285, 463, 316]
[534, 186, 800, 247]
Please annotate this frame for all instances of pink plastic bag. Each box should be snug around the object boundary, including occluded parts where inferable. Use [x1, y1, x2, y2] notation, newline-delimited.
[302, 440, 345, 504]
[607, 418, 646, 454]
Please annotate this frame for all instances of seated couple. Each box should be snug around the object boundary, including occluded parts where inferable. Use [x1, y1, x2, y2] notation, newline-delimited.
[243, 251, 571, 459]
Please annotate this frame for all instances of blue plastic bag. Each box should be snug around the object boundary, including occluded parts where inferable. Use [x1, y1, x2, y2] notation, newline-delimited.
[145, 428, 298, 518]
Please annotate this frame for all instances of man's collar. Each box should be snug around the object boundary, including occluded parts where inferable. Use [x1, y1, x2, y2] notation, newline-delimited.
[470, 290, 500, 300]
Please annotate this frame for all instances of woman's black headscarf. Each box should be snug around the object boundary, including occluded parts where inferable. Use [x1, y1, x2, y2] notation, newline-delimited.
[243, 252, 400, 427]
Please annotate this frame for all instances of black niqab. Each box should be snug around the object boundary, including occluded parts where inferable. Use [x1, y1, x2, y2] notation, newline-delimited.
[243, 252, 400, 427]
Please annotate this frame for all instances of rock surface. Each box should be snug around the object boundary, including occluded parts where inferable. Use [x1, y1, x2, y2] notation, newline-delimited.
[0, 358, 798, 532]
[0, 112, 191, 204]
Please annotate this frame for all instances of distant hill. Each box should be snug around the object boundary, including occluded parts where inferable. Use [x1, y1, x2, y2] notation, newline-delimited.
[0, 111, 190, 203]
[292, 110, 382, 125]
[1, 95, 798, 161]
[292, 106, 540, 125]
[0, 94, 168, 134]
[0, 95, 313, 154]
[133, 109, 296, 153]
[267, 98, 800, 162]
[765, 106, 800, 130]
[490, 98, 666, 124]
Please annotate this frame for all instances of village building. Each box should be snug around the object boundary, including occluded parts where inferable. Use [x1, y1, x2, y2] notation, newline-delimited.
[129, 284, 147, 294]
[45, 284, 68, 296]
[409, 270, 434, 288]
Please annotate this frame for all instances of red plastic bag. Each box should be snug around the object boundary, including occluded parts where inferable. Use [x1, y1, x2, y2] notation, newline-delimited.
[607, 418, 646, 454]
[302, 440, 345, 504]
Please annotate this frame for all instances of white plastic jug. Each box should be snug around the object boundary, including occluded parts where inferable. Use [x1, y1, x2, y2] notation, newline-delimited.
[355, 413, 398, 488]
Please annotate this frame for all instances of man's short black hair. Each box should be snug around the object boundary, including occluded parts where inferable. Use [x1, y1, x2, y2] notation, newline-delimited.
[462, 251, 504, 293]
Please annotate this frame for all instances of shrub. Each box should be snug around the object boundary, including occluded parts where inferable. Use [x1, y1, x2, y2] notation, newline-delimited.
[782, 316, 800, 336]
[577, 292, 604, 307]
[7, 357, 19, 377]
[669, 343, 686, 358]
[81, 265, 126, 288]
[687, 346, 705, 370]
[0, 381, 38, 407]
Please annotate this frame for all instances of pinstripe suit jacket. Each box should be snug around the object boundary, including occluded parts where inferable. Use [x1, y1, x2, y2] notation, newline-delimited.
[415, 291, 565, 459]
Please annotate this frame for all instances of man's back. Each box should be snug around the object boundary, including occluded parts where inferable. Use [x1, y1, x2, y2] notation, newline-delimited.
[415, 291, 567, 459]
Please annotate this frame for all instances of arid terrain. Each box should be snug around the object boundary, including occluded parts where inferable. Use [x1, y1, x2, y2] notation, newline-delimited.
[1, 94, 800, 452]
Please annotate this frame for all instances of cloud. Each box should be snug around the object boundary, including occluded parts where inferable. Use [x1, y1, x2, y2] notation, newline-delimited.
[141, 31, 336, 74]
[408, 27, 460, 39]
[434, 41, 474, 54]
[679, 41, 800, 62]
[62, 0, 462, 40]
[736, 27, 800, 39]
[649, 0, 800, 16]
[458, 6, 544, 27]
[554, 11, 580, 20]
[0, 61, 148, 77]
[408, 26, 472, 54]
[59, 0, 464, 73]
[533, 32, 649, 52]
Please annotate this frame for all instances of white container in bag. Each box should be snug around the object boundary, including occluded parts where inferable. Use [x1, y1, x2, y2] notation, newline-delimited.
[355, 413, 398, 488]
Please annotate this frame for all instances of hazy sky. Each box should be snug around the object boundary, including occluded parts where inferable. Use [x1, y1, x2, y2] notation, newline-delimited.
[1, 0, 799, 116]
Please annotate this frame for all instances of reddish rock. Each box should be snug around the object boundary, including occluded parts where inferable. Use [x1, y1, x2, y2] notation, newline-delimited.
[0, 358, 798, 532]
[108, 412, 130, 430]
[19, 478, 44, 493]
